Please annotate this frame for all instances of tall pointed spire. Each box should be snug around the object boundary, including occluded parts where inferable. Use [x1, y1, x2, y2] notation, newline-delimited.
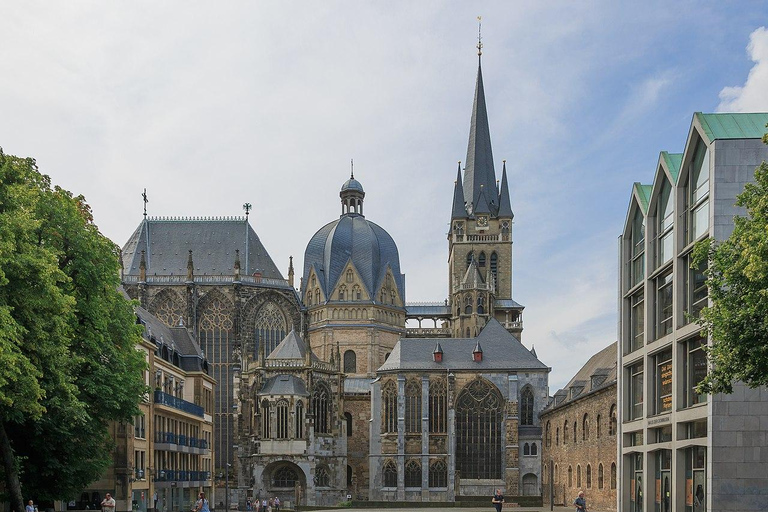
[463, 48, 498, 216]
[498, 159, 514, 218]
[451, 161, 467, 219]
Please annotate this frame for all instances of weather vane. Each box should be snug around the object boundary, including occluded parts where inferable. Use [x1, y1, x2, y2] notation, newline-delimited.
[477, 16, 483, 56]
[243, 203, 252, 218]
[142, 188, 149, 218]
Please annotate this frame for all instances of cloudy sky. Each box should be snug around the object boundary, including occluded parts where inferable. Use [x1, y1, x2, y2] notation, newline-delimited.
[3, 2, 768, 390]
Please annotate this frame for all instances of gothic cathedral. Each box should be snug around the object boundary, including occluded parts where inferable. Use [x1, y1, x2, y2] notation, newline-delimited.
[120, 49, 549, 507]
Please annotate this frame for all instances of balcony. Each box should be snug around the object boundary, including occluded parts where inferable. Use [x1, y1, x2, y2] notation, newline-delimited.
[154, 390, 204, 417]
[154, 431, 210, 454]
[154, 469, 211, 489]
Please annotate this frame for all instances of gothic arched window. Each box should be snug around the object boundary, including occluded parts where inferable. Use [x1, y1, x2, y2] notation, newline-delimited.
[344, 412, 353, 437]
[456, 379, 503, 479]
[464, 294, 472, 315]
[429, 459, 447, 488]
[344, 350, 357, 373]
[466, 251, 474, 270]
[295, 401, 304, 439]
[520, 386, 534, 425]
[314, 465, 330, 487]
[383, 460, 397, 488]
[346, 269, 353, 283]
[254, 302, 287, 357]
[609, 404, 617, 436]
[261, 399, 271, 439]
[382, 381, 397, 433]
[556, 427, 560, 446]
[531, 442, 537, 456]
[568, 466, 572, 487]
[596, 414, 602, 438]
[478, 252, 486, 267]
[311, 382, 331, 434]
[583, 413, 590, 440]
[405, 379, 422, 433]
[598, 463, 604, 489]
[545, 421, 552, 447]
[611, 463, 617, 489]
[429, 379, 447, 433]
[523, 443, 530, 455]
[273, 466, 298, 488]
[339, 285, 346, 301]
[477, 295, 485, 315]
[404, 459, 421, 488]
[353, 285, 361, 300]
[197, 293, 234, 469]
[586, 464, 592, 488]
[276, 399, 289, 439]
[577, 465, 582, 488]
[563, 421, 568, 444]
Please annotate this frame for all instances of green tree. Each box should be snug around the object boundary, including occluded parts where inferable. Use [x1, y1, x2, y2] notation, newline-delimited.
[0, 149, 147, 512]
[693, 133, 768, 394]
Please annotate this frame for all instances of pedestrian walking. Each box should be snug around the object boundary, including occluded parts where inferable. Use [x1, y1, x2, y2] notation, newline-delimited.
[194, 492, 210, 512]
[101, 494, 116, 512]
[273, 497, 279, 512]
[573, 490, 587, 512]
[492, 488, 504, 512]
[25, 500, 37, 512]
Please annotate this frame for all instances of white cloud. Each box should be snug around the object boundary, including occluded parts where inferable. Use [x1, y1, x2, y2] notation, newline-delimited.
[718, 26, 768, 112]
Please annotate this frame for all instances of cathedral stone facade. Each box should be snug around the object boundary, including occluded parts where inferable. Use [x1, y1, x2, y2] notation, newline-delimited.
[120, 48, 550, 507]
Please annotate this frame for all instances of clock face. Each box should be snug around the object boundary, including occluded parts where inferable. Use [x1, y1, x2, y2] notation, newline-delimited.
[477, 216, 488, 227]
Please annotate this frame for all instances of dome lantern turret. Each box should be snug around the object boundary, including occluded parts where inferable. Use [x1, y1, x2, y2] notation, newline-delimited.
[340, 166, 365, 216]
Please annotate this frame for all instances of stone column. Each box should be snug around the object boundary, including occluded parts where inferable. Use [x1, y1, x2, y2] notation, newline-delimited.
[421, 375, 430, 501]
[397, 374, 405, 501]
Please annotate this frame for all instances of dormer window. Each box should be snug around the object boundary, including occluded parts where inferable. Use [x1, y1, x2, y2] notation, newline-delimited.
[473, 341, 483, 362]
[433, 343, 444, 363]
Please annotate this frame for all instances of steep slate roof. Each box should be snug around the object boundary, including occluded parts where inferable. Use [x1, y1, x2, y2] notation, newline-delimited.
[259, 374, 309, 396]
[463, 60, 499, 216]
[378, 318, 548, 372]
[135, 305, 209, 373]
[661, 152, 683, 184]
[451, 165, 468, 219]
[344, 377, 373, 395]
[497, 162, 514, 219]
[122, 217, 283, 279]
[695, 112, 768, 141]
[267, 330, 318, 361]
[302, 214, 405, 302]
[543, 341, 617, 412]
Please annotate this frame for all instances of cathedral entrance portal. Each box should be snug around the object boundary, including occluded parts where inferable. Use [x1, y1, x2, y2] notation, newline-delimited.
[262, 461, 306, 508]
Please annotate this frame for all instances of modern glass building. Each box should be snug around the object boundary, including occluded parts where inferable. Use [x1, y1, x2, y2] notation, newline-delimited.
[617, 112, 768, 512]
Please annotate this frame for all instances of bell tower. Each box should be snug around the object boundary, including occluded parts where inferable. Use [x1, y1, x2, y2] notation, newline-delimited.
[448, 46, 523, 339]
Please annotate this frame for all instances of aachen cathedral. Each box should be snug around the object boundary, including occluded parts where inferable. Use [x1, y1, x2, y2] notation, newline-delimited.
[120, 47, 550, 506]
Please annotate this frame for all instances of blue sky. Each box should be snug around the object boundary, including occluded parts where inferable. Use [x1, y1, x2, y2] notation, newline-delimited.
[2, 2, 768, 390]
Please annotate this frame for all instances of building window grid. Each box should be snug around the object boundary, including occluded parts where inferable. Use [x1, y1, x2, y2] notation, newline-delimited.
[455, 379, 503, 479]
[656, 270, 674, 339]
[383, 460, 397, 488]
[630, 208, 645, 287]
[295, 401, 304, 439]
[276, 399, 289, 439]
[520, 386, 534, 426]
[684, 254, 708, 323]
[311, 382, 331, 434]
[429, 459, 448, 488]
[686, 139, 710, 244]
[628, 363, 644, 420]
[629, 290, 645, 353]
[683, 337, 708, 408]
[656, 180, 674, 268]
[404, 459, 422, 488]
[654, 349, 673, 415]
[261, 400, 271, 439]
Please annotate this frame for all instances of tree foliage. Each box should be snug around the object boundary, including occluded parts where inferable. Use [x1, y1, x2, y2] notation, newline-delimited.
[0, 149, 147, 509]
[694, 137, 768, 394]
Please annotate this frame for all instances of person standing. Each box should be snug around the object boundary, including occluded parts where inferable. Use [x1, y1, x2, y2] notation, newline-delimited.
[273, 498, 279, 512]
[492, 489, 504, 512]
[574, 490, 587, 512]
[26, 500, 37, 512]
[195, 492, 210, 512]
[101, 494, 116, 512]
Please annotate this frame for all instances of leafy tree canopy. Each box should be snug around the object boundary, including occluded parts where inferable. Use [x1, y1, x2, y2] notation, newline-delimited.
[693, 133, 768, 394]
[0, 149, 147, 510]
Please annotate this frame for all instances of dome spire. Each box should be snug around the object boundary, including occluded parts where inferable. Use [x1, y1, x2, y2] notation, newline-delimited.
[340, 169, 365, 216]
[351, 158, 354, 179]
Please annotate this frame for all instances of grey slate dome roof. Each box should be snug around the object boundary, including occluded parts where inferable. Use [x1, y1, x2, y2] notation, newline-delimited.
[341, 177, 364, 193]
[302, 212, 405, 302]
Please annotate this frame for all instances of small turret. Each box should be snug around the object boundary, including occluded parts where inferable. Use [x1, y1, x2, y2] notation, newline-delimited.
[186, 250, 194, 282]
[288, 256, 295, 288]
[473, 341, 483, 362]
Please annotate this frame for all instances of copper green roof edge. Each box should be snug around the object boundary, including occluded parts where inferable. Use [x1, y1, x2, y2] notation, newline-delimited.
[695, 112, 768, 141]
[661, 152, 683, 184]
[633, 183, 652, 213]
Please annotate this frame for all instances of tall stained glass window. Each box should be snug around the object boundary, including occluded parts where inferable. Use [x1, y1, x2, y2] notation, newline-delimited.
[456, 379, 503, 479]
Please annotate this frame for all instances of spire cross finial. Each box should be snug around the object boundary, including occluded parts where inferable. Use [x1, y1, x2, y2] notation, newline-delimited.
[142, 188, 149, 218]
[477, 16, 483, 57]
[243, 203, 252, 218]
[350, 158, 354, 179]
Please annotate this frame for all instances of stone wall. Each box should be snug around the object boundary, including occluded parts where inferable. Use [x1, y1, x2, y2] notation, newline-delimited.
[540, 385, 617, 511]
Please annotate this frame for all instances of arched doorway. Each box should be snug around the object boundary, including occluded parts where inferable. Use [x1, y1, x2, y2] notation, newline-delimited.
[263, 461, 306, 508]
[522, 473, 538, 496]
